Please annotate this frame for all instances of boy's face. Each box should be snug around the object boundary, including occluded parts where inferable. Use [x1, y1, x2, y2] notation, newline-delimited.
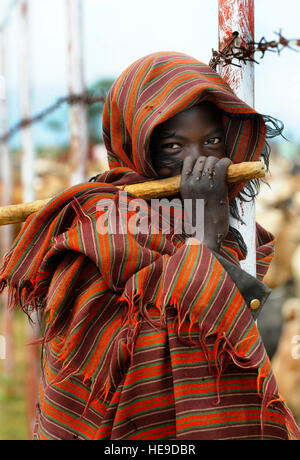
[150, 101, 226, 177]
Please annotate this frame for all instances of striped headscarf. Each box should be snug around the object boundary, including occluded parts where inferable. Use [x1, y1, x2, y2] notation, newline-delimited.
[99, 51, 266, 200]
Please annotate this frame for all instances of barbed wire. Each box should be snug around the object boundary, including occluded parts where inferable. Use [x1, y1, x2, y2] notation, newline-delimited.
[0, 31, 299, 145]
[0, 92, 106, 144]
[0, 0, 20, 32]
[209, 30, 300, 70]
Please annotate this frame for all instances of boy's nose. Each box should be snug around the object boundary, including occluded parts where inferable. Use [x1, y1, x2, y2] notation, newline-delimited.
[187, 144, 225, 160]
[189, 145, 206, 159]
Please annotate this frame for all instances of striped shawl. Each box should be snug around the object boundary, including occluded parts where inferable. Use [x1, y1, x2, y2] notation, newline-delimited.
[0, 52, 299, 440]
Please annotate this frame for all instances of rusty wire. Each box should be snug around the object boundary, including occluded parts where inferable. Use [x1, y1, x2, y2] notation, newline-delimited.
[1, 31, 299, 145]
[209, 30, 300, 70]
[0, 93, 106, 144]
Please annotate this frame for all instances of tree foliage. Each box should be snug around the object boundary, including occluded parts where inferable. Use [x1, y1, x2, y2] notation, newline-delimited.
[45, 77, 114, 146]
[87, 77, 114, 144]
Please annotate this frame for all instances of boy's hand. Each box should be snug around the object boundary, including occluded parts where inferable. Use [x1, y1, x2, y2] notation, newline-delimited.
[180, 155, 232, 252]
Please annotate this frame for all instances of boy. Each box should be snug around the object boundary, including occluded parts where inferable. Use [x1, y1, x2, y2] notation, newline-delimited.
[0, 51, 299, 440]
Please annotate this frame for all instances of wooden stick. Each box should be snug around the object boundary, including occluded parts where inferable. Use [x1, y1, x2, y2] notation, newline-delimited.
[0, 161, 265, 226]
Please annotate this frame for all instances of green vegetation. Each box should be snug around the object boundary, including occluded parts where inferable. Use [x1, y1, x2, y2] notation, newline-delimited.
[0, 310, 29, 440]
[45, 77, 115, 147]
[87, 77, 115, 144]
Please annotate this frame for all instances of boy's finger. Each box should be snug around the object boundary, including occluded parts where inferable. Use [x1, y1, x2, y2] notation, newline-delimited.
[215, 157, 233, 179]
[191, 156, 206, 179]
[201, 156, 219, 177]
[180, 156, 196, 183]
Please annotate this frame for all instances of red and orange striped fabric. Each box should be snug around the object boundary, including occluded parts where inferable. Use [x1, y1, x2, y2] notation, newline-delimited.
[0, 52, 299, 440]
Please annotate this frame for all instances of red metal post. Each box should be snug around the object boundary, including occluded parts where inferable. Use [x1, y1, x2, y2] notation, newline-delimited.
[218, 0, 256, 276]
[219, 0, 254, 105]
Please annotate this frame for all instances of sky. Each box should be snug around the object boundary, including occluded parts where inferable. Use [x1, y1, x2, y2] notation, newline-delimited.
[1, 0, 300, 147]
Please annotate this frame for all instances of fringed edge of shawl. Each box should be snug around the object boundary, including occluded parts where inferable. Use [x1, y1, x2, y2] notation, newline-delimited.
[1, 270, 300, 440]
[0, 277, 48, 318]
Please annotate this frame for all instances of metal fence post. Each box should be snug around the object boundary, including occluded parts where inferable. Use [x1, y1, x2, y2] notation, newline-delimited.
[19, 0, 39, 439]
[218, 0, 256, 276]
[0, 28, 14, 379]
[19, 0, 35, 203]
[66, 0, 88, 185]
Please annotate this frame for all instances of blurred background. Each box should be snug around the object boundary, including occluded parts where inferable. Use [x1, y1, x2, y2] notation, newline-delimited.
[0, 0, 300, 440]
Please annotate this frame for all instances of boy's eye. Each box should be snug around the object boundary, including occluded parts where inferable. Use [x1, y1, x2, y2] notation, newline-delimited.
[161, 143, 181, 150]
[204, 137, 222, 145]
